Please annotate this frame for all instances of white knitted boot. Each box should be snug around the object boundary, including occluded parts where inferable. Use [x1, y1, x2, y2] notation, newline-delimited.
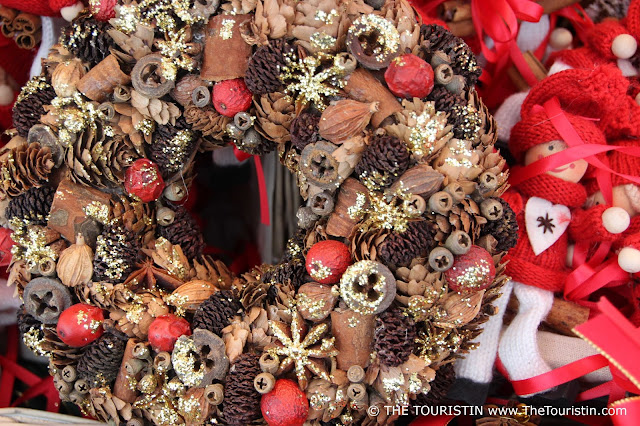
[30, 17, 65, 78]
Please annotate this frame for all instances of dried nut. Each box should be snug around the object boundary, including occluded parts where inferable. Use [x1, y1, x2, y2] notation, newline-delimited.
[347, 365, 365, 383]
[23, 277, 72, 324]
[205, 383, 224, 405]
[347, 14, 400, 70]
[254, 372, 276, 394]
[297, 206, 319, 229]
[259, 353, 279, 374]
[296, 282, 338, 322]
[38, 257, 56, 276]
[225, 122, 244, 140]
[69, 390, 85, 405]
[434, 64, 454, 85]
[233, 112, 253, 131]
[300, 142, 340, 189]
[334, 52, 357, 74]
[430, 50, 451, 68]
[56, 234, 93, 287]
[163, 182, 187, 202]
[429, 191, 453, 214]
[51, 59, 85, 97]
[193, 328, 229, 386]
[154, 352, 171, 373]
[445, 75, 465, 95]
[390, 164, 444, 198]
[319, 100, 378, 143]
[191, 85, 211, 107]
[241, 128, 262, 149]
[61, 365, 77, 382]
[444, 182, 466, 202]
[74, 379, 90, 394]
[131, 54, 175, 98]
[156, 207, 176, 226]
[481, 198, 503, 221]
[445, 230, 472, 255]
[478, 172, 498, 192]
[309, 191, 335, 216]
[171, 281, 218, 313]
[340, 260, 397, 315]
[405, 194, 426, 215]
[347, 383, 367, 401]
[27, 124, 63, 167]
[428, 247, 454, 272]
[436, 290, 485, 328]
[54, 374, 72, 394]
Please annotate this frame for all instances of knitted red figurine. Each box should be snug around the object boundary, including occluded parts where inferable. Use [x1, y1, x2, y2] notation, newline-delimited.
[0, 0, 84, 20]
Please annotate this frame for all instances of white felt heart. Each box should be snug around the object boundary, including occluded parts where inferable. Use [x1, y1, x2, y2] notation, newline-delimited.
[525, 197, 571, 256]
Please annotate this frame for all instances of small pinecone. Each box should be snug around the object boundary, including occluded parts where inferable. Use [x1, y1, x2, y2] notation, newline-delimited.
[480, 198, 519, 252]
[378, 221, 436, 267]
[374, 307, 416, 367]
[184, 104, 231, 141]
[61, 16, 115, 66]
[12, 85, 56, 138]
[93, 225, 141, 283]
[355, 134, 410, 186]
[192, 290, 241, 336]
[261, 258, 306, 289]
[289, 112, 321, 150]
[5, 186, 55, 225]
[149, 116, 197, 176]
[77, 331, 127, 385]
[427, 86, 467, 114]
[245, 38, 293, 94]
[420, 24, 458, 53]
[449, 104, 482, 142]
[158, 205, 205, 259]
[222, 353, 262, 425]
[412, 363, 456, 406]
[17, 305, 41, 336]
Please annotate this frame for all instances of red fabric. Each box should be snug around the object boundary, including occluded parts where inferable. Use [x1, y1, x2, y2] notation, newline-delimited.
[609, 140, 640, 187]
[569, 204, 620, 244]
[0, 35, 38, 132]
[0, 0, 77, 16]
[504, 175, 587, 291]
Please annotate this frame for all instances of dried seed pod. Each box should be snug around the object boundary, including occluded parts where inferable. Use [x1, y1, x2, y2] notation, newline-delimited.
[335, 52, 357, 74]
[444, 182, 466, 202]
[300, 142, 340, 190]
[156, 207, 176, 226]
[205, 383, 224, 405]
[226, 122, 244, 140]
[113, 85, 131, 103]
[429, 191, 453, 214]
[390, 164, 444, 198]
[138, 374, 158, 393]
[127, 418, 144, 426]
[23, 277, 72, 324]
[254, 372, 275, 394]
[153, 351, 171, 373]
[406, 194, 426, 215]
[97, 102, 115, 121]
[480, 198, 503, 221]
[347, 14, 400, 70]
[259, 353, 279, 375]
[69, 390, 85, 405]
[445, 230, 472, 255]
[296, 206, 319, 229]
[296, 282, 337, 322]
[436, 290, 485, 328]
[54, 374, 72, 394]
[339, 260, 396, 315]
[233, 112, 253, 131]
[347, 365, 365, 383]
[61, 365, 77, 382]
[52, 59, 86, 98]
[74, 379, 90, 394]
[430, 51, 451, 68]
[132, 342, 150, 359]
[446, 75, 465, 95]
[131, 54, 175, 98]
[308, 191, 334, 216]
[434, 64, 454, 85]
[38, 257, 56, 276]
[191, 86, 210, 107]
[171, 75, 204, 106]
[193, 328, 229, 386]
[318, 100, 378, 143]
[347, 383, 367, 401]
[170, 280, 217, 313]
[428, 247, 453, 272]
[163, 182, 187, 202]
[478, 171, 498, 194]
[56, 234, 93, 288]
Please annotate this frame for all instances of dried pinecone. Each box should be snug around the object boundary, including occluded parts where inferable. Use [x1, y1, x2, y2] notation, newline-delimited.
[378, 221, 436, 267]
[0, 142, 55, 198]
[17, 305, 41, 335]
[289, 112, 320, 151]
[93, 225, 141, 283]
[253, 92, 295, 145]
[77, 331, 127, 385]
[239, 271, 269, 310]
[420, 24, 458, 53]
[60, 15, 115, 66]
[184, 104, 231, 141]
[12, 84, 56, 138]
[374, 307, 416, 367]
[5, 185, 55, 225]
[149, 116, 197, 176]
[449, 104, 482, 143]
[427, 86, 467, 114]
[355, 134, 410, 186]
[245, 38, 293, 94]
[480, 198, 518, 252]
[222, 353, 262, 425]
[157, 204, 204, 259]
[109, 194, 155, 244]
[261, 258, 306, 289]
[192, 290, 241, 336]
[412, 363, 455, 406]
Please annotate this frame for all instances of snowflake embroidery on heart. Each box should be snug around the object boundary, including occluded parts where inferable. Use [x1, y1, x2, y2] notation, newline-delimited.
[536, 213, 556, 234]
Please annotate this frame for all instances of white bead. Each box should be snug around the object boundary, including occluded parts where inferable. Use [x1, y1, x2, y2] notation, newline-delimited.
[618, 247, 640, 273]
[602, 206, 630, 234]
[549, 28, 573, 50]
[0, 84, 13, 106]
[60, 2, 84, 21]
[611, 34, 638, 59]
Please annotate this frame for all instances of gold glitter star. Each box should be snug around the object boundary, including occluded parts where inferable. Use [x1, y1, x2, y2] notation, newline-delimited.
[280, 53, 345, 110]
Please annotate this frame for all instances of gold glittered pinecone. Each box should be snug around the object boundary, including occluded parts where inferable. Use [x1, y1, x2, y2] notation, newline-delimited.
[253, 92, 295, 145]
[76, 330, 127, 386]
[192, 290, 241, 336]
[261, 258, 307, 289]
[355, 134, 410, 186]
[12, 79, 56, 138]
[65, 123, 138, 189]
[222, 353, 263, 425]
[378, 220, 437, 268]
[245, 38, 293, 95]
[0, 142, 55, 199]
[109, 194, 155, 245]
[149, 116, 197, 177]
[183, 104, 231, 142]
[60, 15, 115, 66]
[93, 224, 141, 284]
[239, 267, 269, 310]
[427, 86, 466, 114]
[394, 261, 445, 309]
[5, 185, 55, 226]
[157, 204, 205, 260]
[374, 307, 417, 367]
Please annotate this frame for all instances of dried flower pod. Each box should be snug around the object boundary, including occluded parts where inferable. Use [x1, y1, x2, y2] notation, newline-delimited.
[480, 198, 503, 221]
[205, 383, 224, 405]
[445, 230, 472, 255]
[170, 280, 218, 313]
[435, 290, 485, 328]
[318, 100, 378, 143]
[51, 59, 86, 97]
[300, 142, 340, 190]
[192, 86, 211, 107]
[444, 182, 466, 202]
[308, 191, 334, 216]
[389, 164, 444, 198]
[346, 14, 400, 70]
[259, 353, 279, 374]
[156, 206, 175, 226]
[339, 260, 396, 315]
[193, 328, 229, 386]
[428, 247, 453, 272]
[113, 85, 131, 103]
[76, 54, 131, 102]
[296, 282, 337, 322]
[23, 277, 72, 324]
[131, 54, 175, 99]
[434, 64, 454, 85]
[170, 74, 205, 106]
[56, 234, 93, 287]
[163, 182, 187, 202]
[254, 372, 275, 394]
[347, 365, 365, 383]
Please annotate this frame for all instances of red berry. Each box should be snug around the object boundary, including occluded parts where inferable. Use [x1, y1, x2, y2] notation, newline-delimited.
[57, 304, 104, 347]
[148, 314, 191, 352]
[444, 245, 496, 292]
[90, 0, 116, 21]
[0, 227, 14, 267]
[212, 78, 252, 117]
[124, 159, 165, 202]
[305, 240, 352, 284]
[261, 379, 309, 426]
[384, 54, 434, 99]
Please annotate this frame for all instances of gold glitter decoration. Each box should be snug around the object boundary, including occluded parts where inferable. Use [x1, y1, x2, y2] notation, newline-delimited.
[408, 107, 449, 159]
[315, 9, 339, 24]
[11, 226, 59, 271]
[23, 327, 49, 357]
[308, 260, 331, 281]
[415, 325, 465, 362]
[268, 309, 338, 390]
[451, 258, 491, 290]
[349, 180, 420, 233]
[156, 28, 197, 80]
[16, 76, 50, 104]
[220, 19, 234, 40]
[83, 201, 111, 225]
[280, 52, 345, 110]
[51, 92, 105, 146]
[348, 14, 400, 62]
[154, 237, 188, 279]
[94, 228, 130, 281]
[310, 32, 337, 51]
[171, 337, 205, 387]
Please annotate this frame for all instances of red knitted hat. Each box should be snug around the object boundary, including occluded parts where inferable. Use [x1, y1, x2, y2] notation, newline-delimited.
[609, 139, 640, 187]
[624, 0, 640, 41]
[509, 110, 605, 164]
[0, 0, 79, 16]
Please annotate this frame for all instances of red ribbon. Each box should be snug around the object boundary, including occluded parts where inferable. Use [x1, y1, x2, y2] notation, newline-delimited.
[232, 146, 270, 226]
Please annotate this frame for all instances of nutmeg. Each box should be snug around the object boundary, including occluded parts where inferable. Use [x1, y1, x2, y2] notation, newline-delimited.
[319, 100, 378, 143]
[56, 234, 93, 287]
[296, 282, 338, 322]
[52, 59, 86, 98]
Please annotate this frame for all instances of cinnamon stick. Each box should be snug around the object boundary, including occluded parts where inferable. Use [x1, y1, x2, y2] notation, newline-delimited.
[113, 339, 140, 404]
[201, 14, 252, 82]
[506, 51, 548, 91]
[331, 308, 375, 370]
